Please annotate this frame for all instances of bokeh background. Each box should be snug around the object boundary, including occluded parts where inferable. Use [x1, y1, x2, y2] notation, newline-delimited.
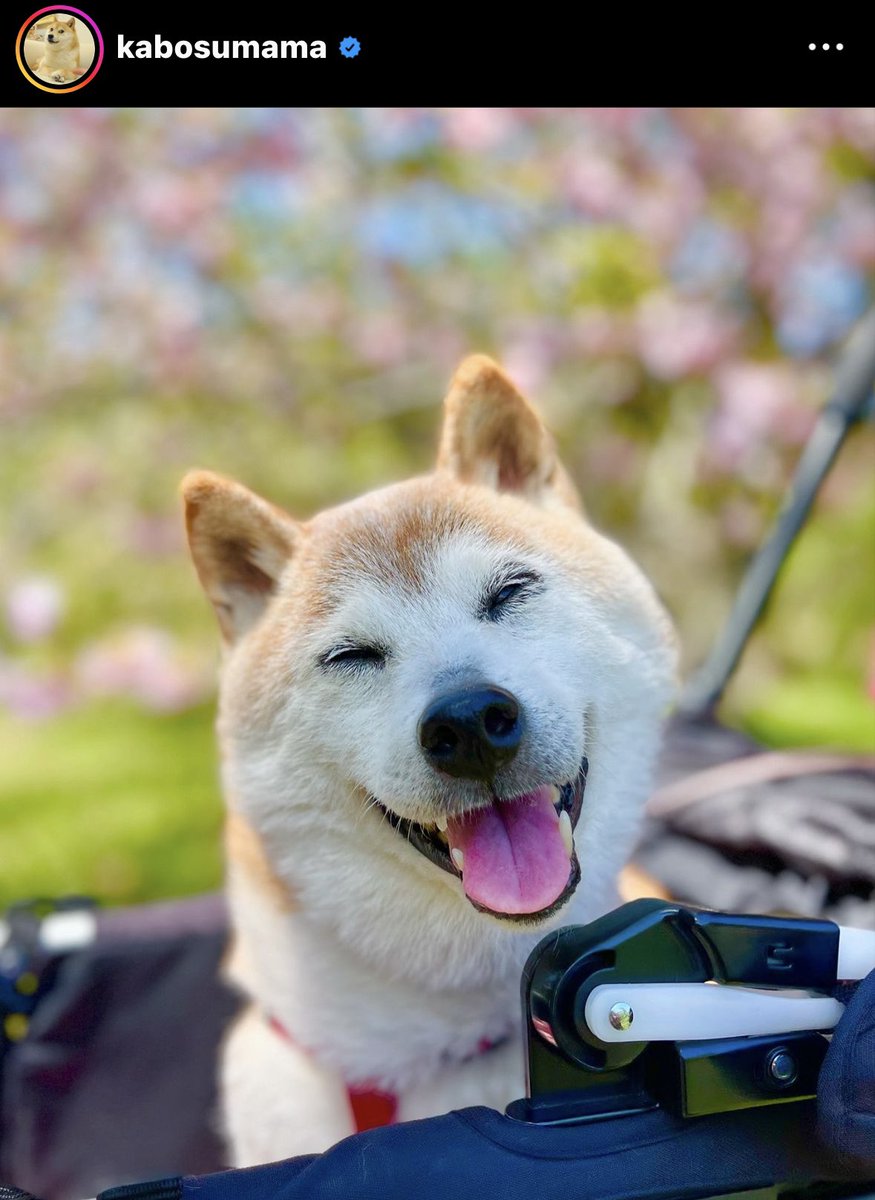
[1, 107, 873, 910]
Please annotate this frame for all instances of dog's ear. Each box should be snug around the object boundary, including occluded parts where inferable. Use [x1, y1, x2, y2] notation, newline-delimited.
[65, 15, 76, 26]
[181, 471, 300, 643]
[437, 355, 580, 509]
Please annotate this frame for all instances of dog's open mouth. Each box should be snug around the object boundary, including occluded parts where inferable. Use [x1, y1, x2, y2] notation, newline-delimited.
[374, 758, 587, 923]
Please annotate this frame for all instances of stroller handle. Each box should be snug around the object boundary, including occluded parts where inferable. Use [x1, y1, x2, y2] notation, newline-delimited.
[680, 306, 875, 718]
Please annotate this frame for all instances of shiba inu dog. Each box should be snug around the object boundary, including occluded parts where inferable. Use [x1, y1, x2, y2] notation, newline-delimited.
[35, 15, 80, 84]
[182, 356, 677, 1166]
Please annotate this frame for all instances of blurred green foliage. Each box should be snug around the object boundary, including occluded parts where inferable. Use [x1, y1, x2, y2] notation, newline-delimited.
[0, 704, 221, 905]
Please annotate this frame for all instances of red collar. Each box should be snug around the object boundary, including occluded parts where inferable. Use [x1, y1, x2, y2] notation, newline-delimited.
[268, 1014, 397, 1131]
[267, 1014, 507, 1133]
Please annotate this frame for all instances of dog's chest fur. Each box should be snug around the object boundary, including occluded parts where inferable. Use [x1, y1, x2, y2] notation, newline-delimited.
[42, 42, 79, 70]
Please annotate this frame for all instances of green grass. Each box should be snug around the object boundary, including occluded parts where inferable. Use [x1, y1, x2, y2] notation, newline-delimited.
[0, 701, 223, 909]
[736, 674, 875, 753]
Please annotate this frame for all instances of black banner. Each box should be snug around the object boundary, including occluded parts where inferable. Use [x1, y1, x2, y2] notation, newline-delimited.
[4, 6, 868, 107]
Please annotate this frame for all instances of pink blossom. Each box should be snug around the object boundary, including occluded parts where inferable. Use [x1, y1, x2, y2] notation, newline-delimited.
[499, 319, 564, 395]
[0, 659, 72, 719]
[442, 109, 515, 152]
[411, 327, 468, 375]
[751, 204, 810, 293]
[128, 515, 183, 556]
[134, 173, 215, 236]
[569, 309, 634, 357]
[5, 577, 65, 643]
[499, 343, 552, 397]
[625, 165, 706, 249]
[765, 144, 825, 209]
[734, 108, 797, 154]
[836, 108, 875, 155]
[563, 155, 628, 219]
[708, 361, 810, 470]
[582, 434, 641, 484]
[579, 108, 649, 134]
[75, 627, 212, 712]
[635, 293, 739, 380]
[835, 188, 875, 268]
[349, 312, 410, 367]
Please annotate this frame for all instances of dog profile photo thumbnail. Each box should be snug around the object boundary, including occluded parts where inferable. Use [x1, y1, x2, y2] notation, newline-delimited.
[18, 7, 103, 92]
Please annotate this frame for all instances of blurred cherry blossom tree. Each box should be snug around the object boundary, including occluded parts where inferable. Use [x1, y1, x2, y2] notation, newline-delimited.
[1, 107, 873, 742]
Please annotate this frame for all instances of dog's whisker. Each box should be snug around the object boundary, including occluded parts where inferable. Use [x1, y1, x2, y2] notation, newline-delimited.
[355, 793, 389, 831]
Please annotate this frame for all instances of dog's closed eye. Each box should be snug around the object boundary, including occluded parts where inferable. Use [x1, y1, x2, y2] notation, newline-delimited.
[481, 569, 543, 621]
[319, 643, 387, 671]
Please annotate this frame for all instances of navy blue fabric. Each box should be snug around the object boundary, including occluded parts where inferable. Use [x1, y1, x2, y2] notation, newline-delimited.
[174, 969, 875, 1200]
[180, 1101, 870, 1200]
[819, 966, 875, 1170]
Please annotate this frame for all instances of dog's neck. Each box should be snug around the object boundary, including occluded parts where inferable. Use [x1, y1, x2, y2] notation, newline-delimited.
[224, 853, 533, 1091]
[220, 711, 658, 1092]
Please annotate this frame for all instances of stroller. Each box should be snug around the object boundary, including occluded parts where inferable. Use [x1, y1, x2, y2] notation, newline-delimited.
[2, 314, 874, 1200]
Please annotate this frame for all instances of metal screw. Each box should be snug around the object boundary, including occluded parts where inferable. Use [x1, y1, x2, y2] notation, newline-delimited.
[608, 1002, 634, 1031]
[765, 1048, 797, 1087]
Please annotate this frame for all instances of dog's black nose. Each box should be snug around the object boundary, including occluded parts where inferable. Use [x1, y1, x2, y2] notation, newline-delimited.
[418, 686, 523, 781]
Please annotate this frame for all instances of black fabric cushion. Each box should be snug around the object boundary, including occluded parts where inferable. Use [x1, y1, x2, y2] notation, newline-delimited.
[173, 1100, 871, 1200]
[819, 966, 875, 1170]
[0, 896, 240, 1198]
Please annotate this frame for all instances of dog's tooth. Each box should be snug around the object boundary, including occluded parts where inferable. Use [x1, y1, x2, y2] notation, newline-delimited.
[549, 785, 562, 817]
[436, 814, 448, 832]
[558, 810, 574, 856]
[451, 847, 464, 872]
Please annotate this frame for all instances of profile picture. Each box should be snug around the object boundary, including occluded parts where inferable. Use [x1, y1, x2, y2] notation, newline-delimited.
[18, 8, 103, 92]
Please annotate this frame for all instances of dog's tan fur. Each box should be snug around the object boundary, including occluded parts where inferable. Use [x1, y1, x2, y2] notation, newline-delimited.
[183, 356, 677, 1165]
[224, 812, 298, 913]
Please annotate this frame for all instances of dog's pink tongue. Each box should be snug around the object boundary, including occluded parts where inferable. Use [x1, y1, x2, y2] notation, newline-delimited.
[446, 787, 571, 915]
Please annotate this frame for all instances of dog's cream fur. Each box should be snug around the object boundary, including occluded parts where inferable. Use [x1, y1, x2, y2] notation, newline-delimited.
[182, 356, 677, 1166]
[34, 15, 80, 84]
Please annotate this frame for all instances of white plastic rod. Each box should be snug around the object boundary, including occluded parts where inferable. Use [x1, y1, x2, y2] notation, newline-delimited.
[39, 909, 98, 953]
[837, 925, 875, 981]
[0, 909, 97, 955]
[586, 983, 845, 1044]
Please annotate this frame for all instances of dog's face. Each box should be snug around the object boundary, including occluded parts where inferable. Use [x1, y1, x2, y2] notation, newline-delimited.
[184, 358, 676, 951]
[45, 15, 77, 46]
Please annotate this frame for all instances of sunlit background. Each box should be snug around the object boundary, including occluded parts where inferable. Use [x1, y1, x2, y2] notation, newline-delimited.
[1, 107, 873, 909]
